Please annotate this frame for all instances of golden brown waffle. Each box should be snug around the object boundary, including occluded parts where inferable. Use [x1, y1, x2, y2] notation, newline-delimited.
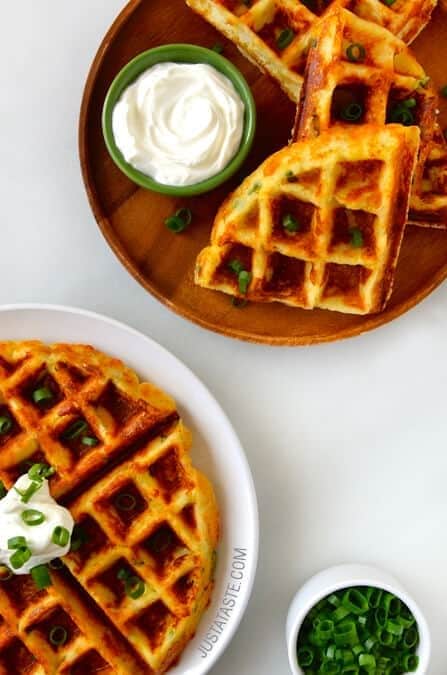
[185, 0, 436, 102]
[408, 125, 447, 228]
[195, 124, 420, 314]
[0, 342, 220, 674]
[293, 8, 437, 192]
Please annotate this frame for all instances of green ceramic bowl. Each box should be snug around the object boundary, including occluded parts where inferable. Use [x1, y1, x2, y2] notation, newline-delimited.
[102, 44, 257, 196]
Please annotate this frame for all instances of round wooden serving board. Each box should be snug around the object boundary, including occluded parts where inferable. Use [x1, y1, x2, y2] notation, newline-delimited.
[80, 0, 447, 345]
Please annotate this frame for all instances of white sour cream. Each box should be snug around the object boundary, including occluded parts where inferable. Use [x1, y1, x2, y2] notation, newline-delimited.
[0, 475, 74, 574]
[112, 62, 245, 186]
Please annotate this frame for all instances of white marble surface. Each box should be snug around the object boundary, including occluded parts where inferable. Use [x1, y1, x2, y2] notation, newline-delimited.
[1, 3, 446, 673]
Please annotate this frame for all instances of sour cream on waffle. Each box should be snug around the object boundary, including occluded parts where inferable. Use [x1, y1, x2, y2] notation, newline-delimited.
[0, 475, 74, 574]
[112, 62, 245, 186]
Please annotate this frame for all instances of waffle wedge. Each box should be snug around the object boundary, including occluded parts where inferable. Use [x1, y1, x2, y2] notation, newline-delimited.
[0, 341, 220, 674]
[408, 125, 447, 228]
[195, 124, 420, 314]
[185, 0, 436, 102]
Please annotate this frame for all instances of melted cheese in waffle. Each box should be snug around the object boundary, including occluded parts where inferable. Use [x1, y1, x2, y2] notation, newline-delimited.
[0, 341, 220, 675]
[185, 0, 436, 102]
[195, 124, 420, 314]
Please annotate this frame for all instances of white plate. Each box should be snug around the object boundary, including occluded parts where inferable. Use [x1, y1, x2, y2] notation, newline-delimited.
[0, 304, 259, 675]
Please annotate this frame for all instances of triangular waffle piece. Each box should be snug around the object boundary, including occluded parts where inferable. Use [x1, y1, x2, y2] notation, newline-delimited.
[293, 7, 437, 193]
[185, 0, 436, 102]
[0, 342, 219, 674]
[195, 124, 420, 314]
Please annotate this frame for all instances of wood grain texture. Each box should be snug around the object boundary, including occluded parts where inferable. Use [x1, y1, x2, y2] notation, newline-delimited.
[79, 0, 447, 345]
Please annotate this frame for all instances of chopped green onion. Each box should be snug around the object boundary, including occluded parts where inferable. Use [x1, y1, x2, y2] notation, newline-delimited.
[81, 436, 98, 447]
[334, 620, 358, 647]
[165, 208, 192, 233]
[0, 481, 6, 499]
[52, 526, 70, 547]
[114, 493, 137, 512]
[389, 105, 414, 125]
[341, 588, 368, 615]
[63, 420, 88, 440]
[212, 43, 224, 54]
[10, 546, 32, 569]
[0, 566, 13, 581]
[386, 619, 404, 637]
[238, 270, 252, 295]
[358, 653, 376, 669]
[117, 567, 130, 581]
[32, 387, 53, 405]
[375, 607, 388, 627]
[228, 259, 244, 275]
[349, 228, 364, 248]
[366, 587, 382, 608]
[276, 28, 295, 50]
[346, 43, 366, 63]
[297, 645, 314, 667]
[248, 181, 261, 194]
[328, 594, 340, 608]
[125, 576, 146, 600]
[382, 592, 401, 617]
[404, 97, 417, 109]
[285, 170, 298, 183]
[8, 536, 27, 549]
[440, 85, 447, 98]
[418, 75, 431, 88]
[332, 606, 351, 622]
[31, 564, 52, 589]
[0, 416, 13, 435]
[282, 213, 300, 233]
[22, 509, 45, 526]
[15, 480, 42, 503]
[28, 463, 55, 481]
[403, 627, 418, 648]
[341, 103, 363, 122]
[49, 625, 68, 647]
[402, 653, 419, 671]
[316, 619, 334, 640]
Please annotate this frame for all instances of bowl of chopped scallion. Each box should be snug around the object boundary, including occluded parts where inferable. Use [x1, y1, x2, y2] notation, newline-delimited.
[286, 565, 430, 675]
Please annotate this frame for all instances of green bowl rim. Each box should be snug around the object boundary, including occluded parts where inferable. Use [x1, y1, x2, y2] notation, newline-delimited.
[102, 43, 257, 197]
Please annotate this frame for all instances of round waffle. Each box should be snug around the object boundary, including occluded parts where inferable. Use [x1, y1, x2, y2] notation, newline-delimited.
[0, 341, 219, 674]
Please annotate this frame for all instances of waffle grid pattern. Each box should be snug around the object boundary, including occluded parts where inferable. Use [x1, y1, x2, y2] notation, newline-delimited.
[196, 125, 420, 314]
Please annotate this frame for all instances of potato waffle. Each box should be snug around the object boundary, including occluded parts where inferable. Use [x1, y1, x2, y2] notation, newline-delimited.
[185, 0, 436, 102]
[0, 341, 220, 674]
[408, 125, 447, 228]
[195, 124, 420, 314]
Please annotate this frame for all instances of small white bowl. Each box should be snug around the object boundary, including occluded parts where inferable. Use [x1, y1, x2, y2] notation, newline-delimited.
[286, 564, 430, 675]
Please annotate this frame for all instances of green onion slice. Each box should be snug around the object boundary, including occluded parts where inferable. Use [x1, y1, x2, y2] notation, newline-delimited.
[114, 493, 137, 512]
[238, 270, 252, 295]
[349, 228, 364, 248]
[297, 645, 314, 667]
[0, 416, 13, 435]
[0, 481, 7, 499]
[31, 564, 52, 589]
[341, 588, 368, 615]
[165, 208, 192, 233]
[52, 526, 70, 547]
[346, 43, 366, 63]
[8, 536, 27, 549]
[276, 28, 295, 50]
[10, 546, 32, 569]
[341, 103, 363, 122]
[81, 436, 98, 447]
[63, 420, 88, 440]
[28, 463, 55, 481]
[282, 213, 300, 233]
[15, 480, 42, 503]
[49, 625, 68, 647]
[389, 105, 414, 125]
[125, 576, 146, 600]
[32, 387, 53, 405]
[228, 259, 244, 275]
[22, 509, 45, 526]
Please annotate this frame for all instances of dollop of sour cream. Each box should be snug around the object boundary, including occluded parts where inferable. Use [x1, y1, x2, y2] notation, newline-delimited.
[112, 62, 245, 187]
[0, 475, 74, 574]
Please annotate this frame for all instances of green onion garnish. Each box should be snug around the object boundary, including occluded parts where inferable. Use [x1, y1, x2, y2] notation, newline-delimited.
[238, 270, 252, 295]
[125, 576, 146, 599]
[165, 208, 192, 234]
[0, 481, 6, 499]
[10, 546, 32, 569]
[0, 566, 13, 581]
[0, 416, 13, 435]
[114, 493, 137, 512]
[296, 586, 420, 675]
[349, 228, 364, 248]
[282, 213, 300, 233]
[31, 564, 52, 589]
[285, 170, 298, 183]
[346, 43, 366, 63]
[341, 103, 363, 122]
[15, 480, 42, 503]
[276, 28, 295, 50]
[21, 509, 45, 526]
[28, 463, 55, 482]
[389, 105, 415, 125]
[49, 625, 68, 647]
[63, 420, 88, 440]
[248, 181, 261, 194]
[32, 387, 53, 405]
[8, 536, 27, 549]
[81, 436, 98, 447]
[52, 526, 70, 547]
[228, 259, 244, 275]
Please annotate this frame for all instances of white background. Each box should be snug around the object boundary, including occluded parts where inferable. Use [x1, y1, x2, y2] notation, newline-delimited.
[1, 2, 446, 673]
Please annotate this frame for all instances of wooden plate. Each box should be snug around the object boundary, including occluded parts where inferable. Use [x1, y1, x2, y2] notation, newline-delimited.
[79, 0, 447, 345]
